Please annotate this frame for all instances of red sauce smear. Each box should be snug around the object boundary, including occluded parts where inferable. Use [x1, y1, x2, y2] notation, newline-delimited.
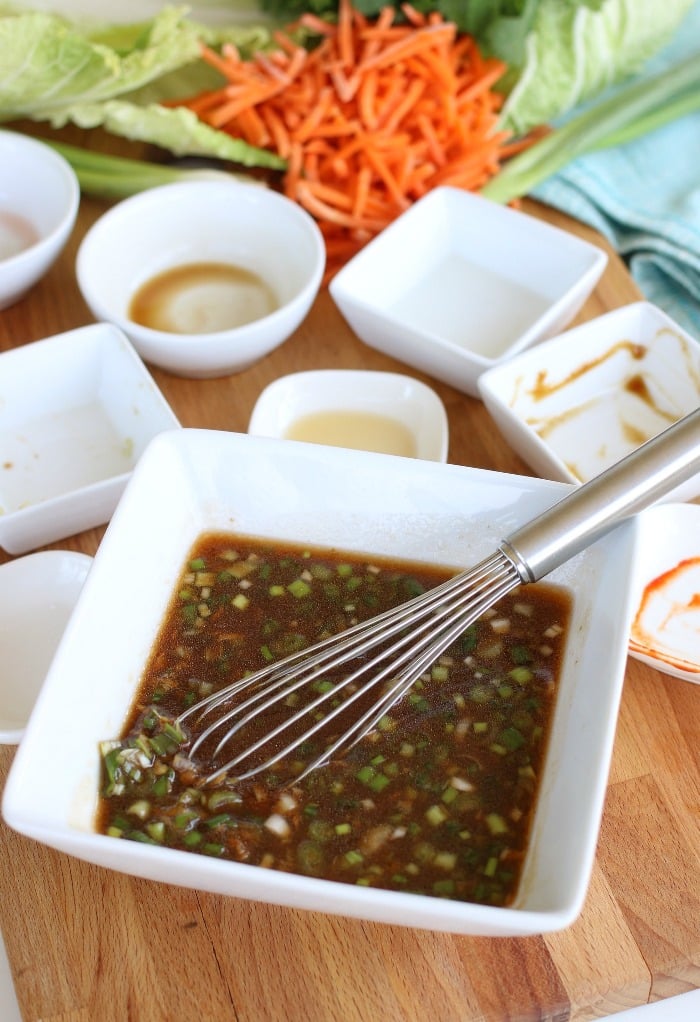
[630, 557, 700, 673]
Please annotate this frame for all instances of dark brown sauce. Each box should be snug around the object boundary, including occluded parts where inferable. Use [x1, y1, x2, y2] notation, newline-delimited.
[96, 533, 572, 907]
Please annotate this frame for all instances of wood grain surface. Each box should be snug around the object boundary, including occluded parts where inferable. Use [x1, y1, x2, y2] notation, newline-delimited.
[0, 143, 698, 1022]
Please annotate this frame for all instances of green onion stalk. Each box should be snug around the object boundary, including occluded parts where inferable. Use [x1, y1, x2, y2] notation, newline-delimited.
[481, 53, 700, 204]
[47, 141, 257, 200]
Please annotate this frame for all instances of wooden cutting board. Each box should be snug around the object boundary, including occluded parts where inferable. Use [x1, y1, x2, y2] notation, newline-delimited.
[0, 147, 698, 1021]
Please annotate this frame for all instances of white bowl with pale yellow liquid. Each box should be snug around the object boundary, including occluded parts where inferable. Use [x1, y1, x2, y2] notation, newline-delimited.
[76, 180, 325, 378]
[329, 187, 607, 398]
[248, 369, 449, 462]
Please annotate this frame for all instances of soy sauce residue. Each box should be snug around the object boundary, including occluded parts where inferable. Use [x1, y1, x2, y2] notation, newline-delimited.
[129, 262, 279, 335]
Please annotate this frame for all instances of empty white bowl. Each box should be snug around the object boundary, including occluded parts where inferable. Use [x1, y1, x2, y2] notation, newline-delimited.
[76, 180, 325, 378]
[2, 428, 640, 937]
[329, 187, 607, 397]
[248, 370, 449, 461]
[0, 130, 80, 309]
[478, 302, 700, 503]
[0, 550, 92, 743]
[0, 322, 180, 554]
[629, 503, 700, 683]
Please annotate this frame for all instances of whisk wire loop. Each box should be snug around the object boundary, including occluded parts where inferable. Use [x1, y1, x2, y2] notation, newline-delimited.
[180, 550, 522, 783]
[175, 407, 700, 786]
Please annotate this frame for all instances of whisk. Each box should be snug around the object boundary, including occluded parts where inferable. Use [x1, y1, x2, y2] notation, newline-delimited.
[178, 407, 700, 784]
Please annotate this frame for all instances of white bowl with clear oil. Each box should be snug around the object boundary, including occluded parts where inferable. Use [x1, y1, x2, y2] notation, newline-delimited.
[248, 370, 449, 462]
[329, 187, 607, 397]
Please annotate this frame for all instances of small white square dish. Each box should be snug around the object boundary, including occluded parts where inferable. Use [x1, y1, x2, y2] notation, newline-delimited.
[248, 369, 449, 461]
[329, 187, 607, 397]
[0, 550, 92, 743]
[0, 323, 181, 554]
[2, 428, 640, 937]
[629, 503, 700, 684]
[478, 302, 700, 503]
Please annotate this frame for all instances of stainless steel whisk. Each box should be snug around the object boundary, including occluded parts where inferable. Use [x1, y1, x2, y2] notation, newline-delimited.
[178, 407, 700, 784]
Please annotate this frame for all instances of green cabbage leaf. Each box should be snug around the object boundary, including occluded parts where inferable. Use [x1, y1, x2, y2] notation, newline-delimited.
[0, 4, 283, 168]
[477, 0, 698, 133]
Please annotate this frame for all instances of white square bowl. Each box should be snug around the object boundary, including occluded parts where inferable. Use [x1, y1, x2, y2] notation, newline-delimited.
[478, 302, 700, 503]
[329, 187, 607, 397]
[248, 369, 449, 461]
[2, 429, 640, 937]
[0, 323, 181, 554]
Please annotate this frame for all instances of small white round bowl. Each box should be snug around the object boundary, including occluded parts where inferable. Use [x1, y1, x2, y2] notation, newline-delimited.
[629, 502, 700, 684]
[0, 550, 92, 743]
[0, 130, 80, 309]
[248, 369, 449, 461]
[76, 180, 325, 378]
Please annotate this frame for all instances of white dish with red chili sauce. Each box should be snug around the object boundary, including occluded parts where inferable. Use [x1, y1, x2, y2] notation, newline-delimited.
[629, 503, 700, 684]
[478, 302, 700, 504]
[2, 429, 641, 936]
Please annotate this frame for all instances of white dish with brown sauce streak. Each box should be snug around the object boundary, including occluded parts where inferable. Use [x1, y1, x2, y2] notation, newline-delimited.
[477, 302, 700, 504]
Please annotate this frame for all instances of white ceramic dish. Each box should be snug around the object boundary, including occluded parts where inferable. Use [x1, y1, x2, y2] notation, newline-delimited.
[329, 187, 607, 397]
[76, 180, 325, 378]
[478, 302, 700, 503]
[248, 369, 449, 461]
[0, 322, 180, 554]
[2, 428, 640, 937]
[629, 503, 700, 683]
[0, 928, 21, 1022]
[0, 550, 92, 743]
[0, 130, 80, 309]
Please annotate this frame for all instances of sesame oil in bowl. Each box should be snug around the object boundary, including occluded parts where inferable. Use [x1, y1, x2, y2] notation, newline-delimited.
[129, 262, 279, 335]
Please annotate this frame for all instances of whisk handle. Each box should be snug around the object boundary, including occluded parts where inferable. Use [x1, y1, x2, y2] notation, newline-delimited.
[501, 406, 700, 583]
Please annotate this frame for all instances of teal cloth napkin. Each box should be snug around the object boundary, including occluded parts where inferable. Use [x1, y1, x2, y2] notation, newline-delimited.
[532, 2, 700, 339]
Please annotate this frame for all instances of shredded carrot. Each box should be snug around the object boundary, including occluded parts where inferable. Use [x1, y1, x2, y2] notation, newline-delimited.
[176, 0, 523, 283]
